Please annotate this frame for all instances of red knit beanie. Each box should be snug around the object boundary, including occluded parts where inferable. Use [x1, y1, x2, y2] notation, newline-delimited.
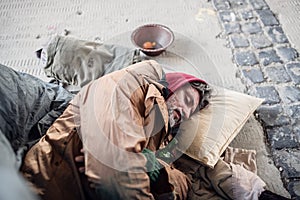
[165, 72, 206, 98]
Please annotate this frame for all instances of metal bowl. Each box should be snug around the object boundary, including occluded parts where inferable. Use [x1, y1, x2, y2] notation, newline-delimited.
[131, 24, 174, 57]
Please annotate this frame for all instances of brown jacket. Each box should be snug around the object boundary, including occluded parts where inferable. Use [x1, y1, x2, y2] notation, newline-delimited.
[22, 60, 188, 200]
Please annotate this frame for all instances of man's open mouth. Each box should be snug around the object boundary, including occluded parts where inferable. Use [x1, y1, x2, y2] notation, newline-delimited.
[173, 109, 181, 125]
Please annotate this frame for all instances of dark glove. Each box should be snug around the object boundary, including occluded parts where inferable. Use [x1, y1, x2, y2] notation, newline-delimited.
[142, 148, 162, 185]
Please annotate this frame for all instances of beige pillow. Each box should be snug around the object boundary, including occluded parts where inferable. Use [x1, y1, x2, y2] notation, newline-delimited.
[175, 86, 264, 168]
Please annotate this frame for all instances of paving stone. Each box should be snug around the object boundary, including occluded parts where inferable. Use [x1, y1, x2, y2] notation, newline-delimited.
[212, 0, 231, 10]
[213, 0, 300, 197]
[249, 34, 272, 49]
[229, 35, 249, 48]
[278, 86, 300, 104]
[224, 23, 241, 34]
[266, 126, 299, 149]
[273, 149, 300, 179]
[218, 10, 238, 22]
[287, 104, 300, 120]
[240, 10, 255, 20]
[228, 0, 248, 9]
[257, 104, 290, 126]
[266, 26, 289, 44]
[250, 85, 281, 104]
[234, 51, 258, 66]
[256, 9, 279, 26]
[258, 49, 282, 66]
[276, 47, 299, 62]
[264, 65, 292, 83]
[241, 22, 262, 34]
[241, 67, 264, 84]
[286, 62, 300, 84]
[287, 181, 300, 199]
[248, 0, 269, 10]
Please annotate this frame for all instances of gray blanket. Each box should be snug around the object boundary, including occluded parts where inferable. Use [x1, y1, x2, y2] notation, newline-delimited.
[0, 64, 73, 164]
[0, 64, 73, 200]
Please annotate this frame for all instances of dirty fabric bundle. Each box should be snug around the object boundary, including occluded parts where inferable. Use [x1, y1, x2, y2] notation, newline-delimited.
[41, 35, 144, 90]
[174, 147, 266, 200]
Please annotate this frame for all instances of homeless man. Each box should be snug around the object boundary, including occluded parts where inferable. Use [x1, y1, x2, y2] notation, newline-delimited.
[20, 59, 289, 200]
[21, 60, 211, 200]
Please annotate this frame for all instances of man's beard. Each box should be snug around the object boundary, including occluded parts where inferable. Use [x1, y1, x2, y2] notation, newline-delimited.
[166, 96, 181, 128]
[168, 109, 177, 128]
[168, 108, 183, 128]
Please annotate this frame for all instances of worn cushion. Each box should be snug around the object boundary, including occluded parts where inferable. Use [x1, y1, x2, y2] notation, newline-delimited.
[176, 86, 264, 168]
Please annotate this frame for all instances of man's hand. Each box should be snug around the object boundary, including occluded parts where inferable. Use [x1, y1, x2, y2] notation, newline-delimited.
[74, 148, 85, 173]
[74, 149, 101, 189]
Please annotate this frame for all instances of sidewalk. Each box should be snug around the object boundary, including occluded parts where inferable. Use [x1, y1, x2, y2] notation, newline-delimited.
[0, 0, 298, 198]
[211, 0, 300, 198]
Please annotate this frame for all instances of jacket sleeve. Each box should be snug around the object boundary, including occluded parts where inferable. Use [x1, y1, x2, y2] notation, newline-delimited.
[70, 60, 167, 177]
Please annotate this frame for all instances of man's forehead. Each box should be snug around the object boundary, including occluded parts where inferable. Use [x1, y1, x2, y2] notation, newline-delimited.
[178, 83, 201, 101]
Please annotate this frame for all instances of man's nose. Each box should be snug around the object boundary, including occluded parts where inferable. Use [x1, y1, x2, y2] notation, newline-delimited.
[182, 105, 193, 120]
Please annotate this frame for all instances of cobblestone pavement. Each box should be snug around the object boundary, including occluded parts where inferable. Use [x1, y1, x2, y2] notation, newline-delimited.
[211, 0, 300, 198]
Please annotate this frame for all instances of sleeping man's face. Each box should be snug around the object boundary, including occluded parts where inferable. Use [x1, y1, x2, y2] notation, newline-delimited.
[166, 83, 200, 128]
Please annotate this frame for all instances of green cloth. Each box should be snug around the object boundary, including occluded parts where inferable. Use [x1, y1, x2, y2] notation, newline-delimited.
[156, 138, 179, 163]
[142, 148, 162, 184]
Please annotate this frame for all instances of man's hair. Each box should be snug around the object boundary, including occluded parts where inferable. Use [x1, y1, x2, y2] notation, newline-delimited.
[190, 81, 212, 111]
